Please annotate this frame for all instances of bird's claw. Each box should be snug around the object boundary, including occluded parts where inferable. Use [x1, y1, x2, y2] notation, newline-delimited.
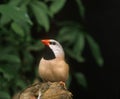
[59, 81, 66, 89]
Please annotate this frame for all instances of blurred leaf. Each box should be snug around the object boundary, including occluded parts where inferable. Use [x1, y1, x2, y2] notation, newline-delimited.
[20, 21, 31, 38]
[0, 54, 20, 63]
[24, 51, 33, 62]
[25, 33, 32, 42]
[33, 1, 51, 17]
[11, 22, 25, 37]
[73, 33, 85, 54]
[75, 73, 87, 88]
[57, 21, 82, 45]
[0, 47, 14, 54]
[22, 51, 33, 71]
[15, 78, 27, 88]
[0, 76, 7, 89]
[75, 0, 85, 18]
[58, 24, 85, 62]
[0, 91, 11, 99]
[58, 26, 78, 45]
[0, 4, 32, 25]
[57, 23, 81, 45]
[66, 74, 72, 88]
[0, 70, 13, 81]
[73, 32, 85, 62]
[65, 48, 84, 62]
[86, 34, 104, 66]
[58, 24, 103, 65]
[27, 40, 44, 51]
[12, 5, 32, 25]
[30, 2, 49, 31]
[9, 0, 21, 6]
[0, 64, 20, 80]
[0, 15, 11, 25]
[50, 0, 66, 16]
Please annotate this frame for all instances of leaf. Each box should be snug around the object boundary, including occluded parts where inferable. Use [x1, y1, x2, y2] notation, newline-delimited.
[0, 67, 13, 80]
[0, 91, 11, 99]
[86, 34, 104, 66]
[75, 0, 85, 18]
[12, 5, 32, 25]
[11, 22, 25, 37]
[30, 3, 50, 31]
[20, 21, 31, 36]
[0, 15, 11, 25]
[0, 77, 8, 89]
[0, 4, 32, 25]
[22, 51, 33, 71]
[0, 5, 11, 25]
[33, 1, 51, 17]
[75, 73, 87, 88]
[26, 40, 44, 51]
[66, 74, 72, 88]
[0, 54, 21, 63]
[0, 47, 13, 55]
[58, 25, 85, 62]
[9, 0, 21, 6]
[50, 0, 66, 16]
[58, 26, 78, 46]
[65, 48, 84, 62]
[15, 78, 27, 88]
[74, 33, 85, 54]
[58, 22, 81, 40]
[0, 64, 20, 80]
[73, 32, 85, 62]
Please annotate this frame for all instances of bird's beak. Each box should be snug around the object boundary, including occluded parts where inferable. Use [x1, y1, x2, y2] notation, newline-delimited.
[41, 39, 50, 46]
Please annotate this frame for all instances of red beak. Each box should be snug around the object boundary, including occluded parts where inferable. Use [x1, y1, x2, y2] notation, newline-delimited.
[41, 39, 50, 46]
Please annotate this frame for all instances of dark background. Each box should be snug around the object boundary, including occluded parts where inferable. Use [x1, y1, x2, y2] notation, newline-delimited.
[85, 0, 120, 99]
[56, 0, 120, 99]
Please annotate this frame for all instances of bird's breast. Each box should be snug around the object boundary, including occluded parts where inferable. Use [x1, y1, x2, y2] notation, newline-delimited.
[39, 58, 69, 82]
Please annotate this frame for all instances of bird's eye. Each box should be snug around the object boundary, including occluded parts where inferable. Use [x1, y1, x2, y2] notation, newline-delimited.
[52, 42, 56, 45]
[50, 42, 56, 45]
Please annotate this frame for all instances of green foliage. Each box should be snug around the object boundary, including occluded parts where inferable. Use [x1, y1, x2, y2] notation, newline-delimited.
[86, 34, 104, 66]
[49, 0, 67, 16]
[0, 0, 103, 98]
[0, 91, 11, 99]
[57, 22, 85, 62]
[0, 27, 42, 98]
[57, 22, 103, 66]
[76, 0, 85, 18]
[75, 72, 87, 88]
[30, 1, 50, 31]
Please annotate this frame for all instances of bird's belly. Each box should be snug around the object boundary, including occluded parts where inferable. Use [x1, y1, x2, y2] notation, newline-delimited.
[39, 59, 69, 82]
[40, 67, 67, 82]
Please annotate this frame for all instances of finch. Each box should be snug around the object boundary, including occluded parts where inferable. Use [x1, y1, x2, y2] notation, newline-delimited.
[38, 39, 69, 83]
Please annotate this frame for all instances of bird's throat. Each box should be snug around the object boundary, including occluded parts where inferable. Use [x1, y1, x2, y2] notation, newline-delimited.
[43, 46, 56, 60]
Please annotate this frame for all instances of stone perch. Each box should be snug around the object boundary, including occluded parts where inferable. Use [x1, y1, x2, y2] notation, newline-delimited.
[13, 81, 72, 99]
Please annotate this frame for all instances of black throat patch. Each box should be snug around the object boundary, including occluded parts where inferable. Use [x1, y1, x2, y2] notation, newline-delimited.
[43, 46, 56, 60]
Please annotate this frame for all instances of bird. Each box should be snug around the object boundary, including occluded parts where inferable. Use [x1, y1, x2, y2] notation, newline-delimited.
[38, 39, 69, 83]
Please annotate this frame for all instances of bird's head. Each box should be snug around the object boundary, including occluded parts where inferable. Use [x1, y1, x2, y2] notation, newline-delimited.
[41, 39, 65, 59]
